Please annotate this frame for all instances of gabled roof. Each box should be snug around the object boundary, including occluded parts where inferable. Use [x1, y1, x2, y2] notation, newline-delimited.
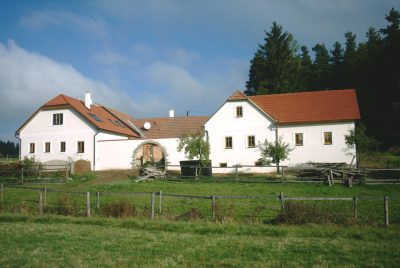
[17, 94, 141, 138]
[247, 89, 361, 124]
[133, 116, 209, 139]
[228, 90, 247, 101]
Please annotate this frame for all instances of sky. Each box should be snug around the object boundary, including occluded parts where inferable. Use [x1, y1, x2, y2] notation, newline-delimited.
[0, 0, 398, 141]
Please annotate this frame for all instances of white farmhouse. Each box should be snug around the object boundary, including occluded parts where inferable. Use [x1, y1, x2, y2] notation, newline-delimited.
[16, 89, 360, 173]
[204, 89, 360, 172]
[16, 92, 207, 171]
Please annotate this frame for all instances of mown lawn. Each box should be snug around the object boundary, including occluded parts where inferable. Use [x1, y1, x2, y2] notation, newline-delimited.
[0, 214, 399, 267]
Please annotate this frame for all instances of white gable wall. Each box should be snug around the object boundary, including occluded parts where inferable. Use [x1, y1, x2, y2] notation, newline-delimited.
[205, 100, 276, 172]
[19, 109, 96, 167]
[278, 121, 355, 166]
[95, 138, 186, 170]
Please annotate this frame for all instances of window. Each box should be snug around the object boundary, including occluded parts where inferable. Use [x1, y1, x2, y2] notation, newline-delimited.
[60, 142, 66, 152]
[323, 131, 333, 145]
[219, 163, 227, 167]
[236, 106, 243, 117]
[29, 143, 35, 153]
[225, 137, 233, 149]
[247, 136, 255, 148]
[295, 133, 303, 146]
[53, 113, 63, 125]
[77, 141, 85, 153]
[45, 142, 51, 153]
[89, 113, 103, 122]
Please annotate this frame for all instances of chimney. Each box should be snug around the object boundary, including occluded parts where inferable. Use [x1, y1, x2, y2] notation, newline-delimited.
[169, 109, 175, 118]
[85, 91, 92, 109]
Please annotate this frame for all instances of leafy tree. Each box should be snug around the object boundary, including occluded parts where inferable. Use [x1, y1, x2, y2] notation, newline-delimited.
[245, 22, 300, 95]
[177, 132, 210, 165]
[258, 136, 293, 173]
[345, 123, 373, 168]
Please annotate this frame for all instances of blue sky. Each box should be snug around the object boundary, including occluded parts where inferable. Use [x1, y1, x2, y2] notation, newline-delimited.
[0, 0, 398, 141]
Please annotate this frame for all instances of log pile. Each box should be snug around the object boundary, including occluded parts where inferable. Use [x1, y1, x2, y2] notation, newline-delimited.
[296, 162, 366, 187]
[136, 167, 166, 182]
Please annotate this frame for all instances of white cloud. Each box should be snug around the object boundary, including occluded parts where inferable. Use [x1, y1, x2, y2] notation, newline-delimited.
[20, 10, 109, 38]
[0, 40, 145, 136]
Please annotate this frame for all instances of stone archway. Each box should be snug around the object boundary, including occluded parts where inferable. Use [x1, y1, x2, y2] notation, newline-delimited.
[132, 140, 167, 168]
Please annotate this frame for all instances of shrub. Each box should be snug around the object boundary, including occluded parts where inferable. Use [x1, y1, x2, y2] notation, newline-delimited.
[11, 202, 36, 215]
[71, 172, 96, 181]
[102, 201, 135, 218]
[215, 203, 236, 223]
[53, 195, 80, 216]
[175, 208, 204, 221]
[273, 201, 347, 225]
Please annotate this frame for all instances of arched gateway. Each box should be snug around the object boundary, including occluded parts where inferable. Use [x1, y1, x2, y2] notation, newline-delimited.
[132, 140, 167, 167]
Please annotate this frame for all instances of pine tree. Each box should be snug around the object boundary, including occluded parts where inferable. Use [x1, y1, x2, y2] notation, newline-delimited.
[311, 43, 331, 89]
[245, 22, 300, 95]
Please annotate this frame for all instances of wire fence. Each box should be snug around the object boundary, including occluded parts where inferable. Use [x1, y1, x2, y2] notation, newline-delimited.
[0, 164, 71, 184]
[1, 184, 398, 226]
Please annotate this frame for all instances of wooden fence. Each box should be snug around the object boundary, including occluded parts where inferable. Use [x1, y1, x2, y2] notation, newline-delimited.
[1, 184, 398, 226]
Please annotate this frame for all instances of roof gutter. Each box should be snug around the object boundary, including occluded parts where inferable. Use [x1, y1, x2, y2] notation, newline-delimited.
[93, 130, 100, 171]
[14, 132, 21, 161]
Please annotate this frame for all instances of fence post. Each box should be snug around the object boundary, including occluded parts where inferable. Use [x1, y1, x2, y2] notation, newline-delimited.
[279, 192, 285, 211]
[44, 188, 47, 206]
[353, 196, 358, 222]
[384, 196, 389, 226]
[96, 192, 100, 209]
[151, 192, 155, 220]
[281, 166, 285, 183]
[1, 183, 3, 204]
[86, 192, 91, 217]
[65, 168, 68, 180]
[235, 165, 239, 182]
[159, 190, 162, 214]
[211, 196, 216, 221]
[363, 168, 367, 182]
[21, 167, 24, 183]
[39, 191, 43, 215]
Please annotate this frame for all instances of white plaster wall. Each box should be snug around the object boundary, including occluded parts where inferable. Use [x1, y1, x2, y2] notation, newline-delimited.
[278, 122, 355, 166]
[19, 109, 96, 168]
[205, 100, 276, 173]
[95, 138, 187, 171]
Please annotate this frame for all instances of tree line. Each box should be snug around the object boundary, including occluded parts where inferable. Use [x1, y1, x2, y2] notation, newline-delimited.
[0, 140, 19, 157]
[245, 8, 400, 149]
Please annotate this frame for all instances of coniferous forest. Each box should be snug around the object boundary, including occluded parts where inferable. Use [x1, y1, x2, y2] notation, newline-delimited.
[245, 8, 400, 149]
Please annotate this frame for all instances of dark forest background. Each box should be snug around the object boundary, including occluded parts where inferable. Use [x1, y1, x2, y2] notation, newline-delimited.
[245, 8, 400, 150]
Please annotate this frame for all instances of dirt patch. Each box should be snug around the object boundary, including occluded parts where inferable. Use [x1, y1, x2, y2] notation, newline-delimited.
[89, 169, 138, 185]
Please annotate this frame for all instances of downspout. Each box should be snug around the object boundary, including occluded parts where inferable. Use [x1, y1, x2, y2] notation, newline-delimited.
[14, 133, 21, 161]
[93, 130, 100, 171]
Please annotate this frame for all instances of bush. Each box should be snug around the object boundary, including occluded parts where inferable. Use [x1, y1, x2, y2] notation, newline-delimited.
[71, 172, 96, 181]
[215, 203, 236, 223]
[53, 195, 80, 216]
[11, 202, 36, 215]
[273, 201, 347, 225]
[175, 208, 204, 221]
[102, 201, 135, 218]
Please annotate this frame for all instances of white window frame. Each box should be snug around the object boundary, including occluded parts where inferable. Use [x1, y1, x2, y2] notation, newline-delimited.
[247, 135, 256, 148]
[235, 106, 243, 118]
[44, 142, 51, 153]
[294, 132, 304, 146]
[60, 141, 66, 153]
[322, 130, 334, 146]
[52, 113, 63, 125]
[224, 136, 233, 149]
[77, 141, 85, 153]
[29, 143, 35, 154]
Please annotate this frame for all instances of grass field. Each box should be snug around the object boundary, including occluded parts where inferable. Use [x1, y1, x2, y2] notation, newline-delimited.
[1, 173, 400, 266]
[0, 214, 399, 267]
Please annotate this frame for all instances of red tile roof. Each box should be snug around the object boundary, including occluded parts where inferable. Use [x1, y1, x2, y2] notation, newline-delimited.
[228, 90, 247, 100]
[41, 94, 141, 138]
[246, 89, 360, 124]
[17, 93, 207, 139]
[133, 116, 209, 139]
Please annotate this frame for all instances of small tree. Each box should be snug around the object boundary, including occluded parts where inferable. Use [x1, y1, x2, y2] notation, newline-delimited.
[345, 123, 372, 168]
[258, 136, 293, 173]
[177, 132, 210, 166]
